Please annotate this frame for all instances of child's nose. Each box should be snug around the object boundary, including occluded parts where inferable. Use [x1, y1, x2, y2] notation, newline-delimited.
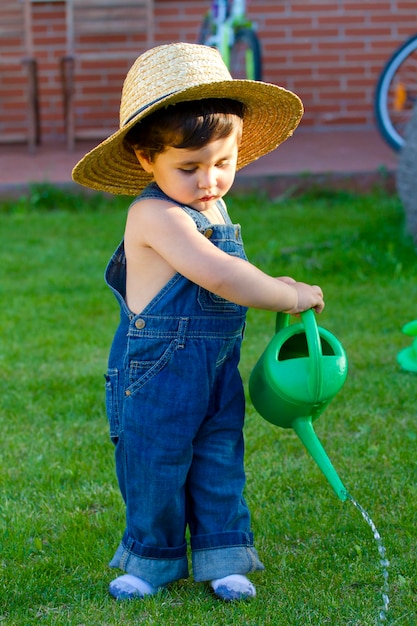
[198, 168, 216, 189]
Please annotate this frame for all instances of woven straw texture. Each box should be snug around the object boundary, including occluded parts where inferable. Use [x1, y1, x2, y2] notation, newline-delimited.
[72, 43, 304, 196]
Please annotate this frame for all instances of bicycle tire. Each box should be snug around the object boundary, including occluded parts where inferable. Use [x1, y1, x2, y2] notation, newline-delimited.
[229, 27, 262, 81]
[374, 33, 417, 151]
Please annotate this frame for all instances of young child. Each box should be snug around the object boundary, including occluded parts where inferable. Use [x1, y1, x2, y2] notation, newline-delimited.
[72, 42, 324, 602]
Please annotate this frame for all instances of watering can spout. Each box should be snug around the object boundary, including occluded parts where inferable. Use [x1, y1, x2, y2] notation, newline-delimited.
[292, 416, 349, 501]
[249, 310, 349, 500]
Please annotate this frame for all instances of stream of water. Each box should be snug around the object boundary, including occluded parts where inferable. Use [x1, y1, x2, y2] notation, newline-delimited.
[347, 495, 390, 624]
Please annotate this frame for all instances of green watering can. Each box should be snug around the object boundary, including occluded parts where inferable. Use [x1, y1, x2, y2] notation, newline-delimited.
[249, 309, 349, 501]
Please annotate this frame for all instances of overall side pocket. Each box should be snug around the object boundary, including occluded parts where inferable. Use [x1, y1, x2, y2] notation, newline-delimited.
[104, 368, 120, 444]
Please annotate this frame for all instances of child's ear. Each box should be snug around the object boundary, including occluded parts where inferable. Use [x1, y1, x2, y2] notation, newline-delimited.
[134, 149, 153, 173]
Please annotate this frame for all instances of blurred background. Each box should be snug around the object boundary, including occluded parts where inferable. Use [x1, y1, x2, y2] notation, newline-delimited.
[1, 0, 417, 152]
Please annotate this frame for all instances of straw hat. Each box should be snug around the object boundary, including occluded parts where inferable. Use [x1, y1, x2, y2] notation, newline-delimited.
[72, 42, 304, 196]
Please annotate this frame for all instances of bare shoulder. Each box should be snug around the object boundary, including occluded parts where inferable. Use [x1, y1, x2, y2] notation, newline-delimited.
[125, 196, 197, 245]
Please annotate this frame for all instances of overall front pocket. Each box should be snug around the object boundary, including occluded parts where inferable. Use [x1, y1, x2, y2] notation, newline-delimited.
[197, 287, 240, 313]
[125, 338, 180, 397]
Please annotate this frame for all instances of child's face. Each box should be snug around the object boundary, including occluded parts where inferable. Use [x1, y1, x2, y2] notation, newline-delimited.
[135, 126, 240, 212]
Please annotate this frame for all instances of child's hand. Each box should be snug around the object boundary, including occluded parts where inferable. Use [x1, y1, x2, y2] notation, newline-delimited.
[283, 281, 325, 315]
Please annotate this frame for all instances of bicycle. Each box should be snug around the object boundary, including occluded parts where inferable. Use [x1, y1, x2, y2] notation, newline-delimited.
[198, 0, 262, 81]
[374, 33, 417, 151]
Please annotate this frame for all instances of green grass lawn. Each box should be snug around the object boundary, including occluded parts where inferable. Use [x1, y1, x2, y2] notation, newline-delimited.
[0, 184, 416, 625]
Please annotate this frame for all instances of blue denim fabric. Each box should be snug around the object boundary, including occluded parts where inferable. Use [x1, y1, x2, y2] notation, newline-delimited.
[104, 183, 264, 587]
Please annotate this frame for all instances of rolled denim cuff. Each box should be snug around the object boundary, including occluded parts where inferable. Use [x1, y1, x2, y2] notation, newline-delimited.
[109, 533, 189, 588]
[191, 531, 265, 581]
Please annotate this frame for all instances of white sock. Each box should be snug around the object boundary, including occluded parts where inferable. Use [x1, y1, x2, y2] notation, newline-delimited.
[211, 574, 256, 601]
[109, 574, 158, 600]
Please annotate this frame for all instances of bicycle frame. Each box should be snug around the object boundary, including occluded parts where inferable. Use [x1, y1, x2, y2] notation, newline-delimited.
[199, 0, 262, 81]
[204, 0, 250, 67]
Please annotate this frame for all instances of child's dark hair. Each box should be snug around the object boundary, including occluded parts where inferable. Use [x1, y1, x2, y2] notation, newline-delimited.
[124, 98, 245, 162]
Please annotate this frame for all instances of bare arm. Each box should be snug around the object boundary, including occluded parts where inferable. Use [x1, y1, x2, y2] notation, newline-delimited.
[125, 199, 324, 314]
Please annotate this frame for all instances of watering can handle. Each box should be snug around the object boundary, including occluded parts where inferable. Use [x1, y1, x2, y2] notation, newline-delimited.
[275, 311, 290, 333]
[275, 310, 324, 399]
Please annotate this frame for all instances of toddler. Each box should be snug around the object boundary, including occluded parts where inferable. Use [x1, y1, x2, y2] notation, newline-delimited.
[72, 42, 324, 602]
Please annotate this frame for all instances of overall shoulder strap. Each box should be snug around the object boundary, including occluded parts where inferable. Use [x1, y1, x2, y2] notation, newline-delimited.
[216, 198, 232, 224]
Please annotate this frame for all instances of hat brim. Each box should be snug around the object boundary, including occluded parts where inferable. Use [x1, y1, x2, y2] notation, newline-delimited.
[72, 79, 303, 196]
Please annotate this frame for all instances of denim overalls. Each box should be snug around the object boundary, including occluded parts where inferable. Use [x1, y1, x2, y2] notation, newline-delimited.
[104, 183, 264, 588]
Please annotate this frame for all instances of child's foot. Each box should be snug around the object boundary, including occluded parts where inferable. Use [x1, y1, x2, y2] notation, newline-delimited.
[109, 574, 159, 600]
[211, 574, 256, 601]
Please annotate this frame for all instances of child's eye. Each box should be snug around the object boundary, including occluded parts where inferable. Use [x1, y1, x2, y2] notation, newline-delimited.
[180, 168, 197, 174]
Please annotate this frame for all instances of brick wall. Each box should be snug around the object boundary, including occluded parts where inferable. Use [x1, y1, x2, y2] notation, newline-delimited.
[1, 0, 417, 145]
[255, 0, 417, 129]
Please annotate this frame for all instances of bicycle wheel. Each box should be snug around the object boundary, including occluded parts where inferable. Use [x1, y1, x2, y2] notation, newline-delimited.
[374, 34, 417, 151]
[229, 27, 262, 81]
